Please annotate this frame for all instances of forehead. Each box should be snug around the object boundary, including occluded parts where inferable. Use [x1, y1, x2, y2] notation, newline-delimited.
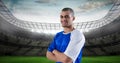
[60, 11, 72, 16]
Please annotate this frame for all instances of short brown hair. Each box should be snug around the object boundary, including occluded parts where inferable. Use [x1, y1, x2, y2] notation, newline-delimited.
[62, 7, 74, 16]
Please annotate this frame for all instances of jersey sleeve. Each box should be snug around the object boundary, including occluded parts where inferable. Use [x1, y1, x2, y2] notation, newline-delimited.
[47, 35, 56, 52]
[64, 30, 85, 62]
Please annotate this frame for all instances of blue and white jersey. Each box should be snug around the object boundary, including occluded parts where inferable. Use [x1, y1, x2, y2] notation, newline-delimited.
[48, 29, 85, 63]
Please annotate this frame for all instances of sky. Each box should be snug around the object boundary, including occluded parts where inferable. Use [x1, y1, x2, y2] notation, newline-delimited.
[2, 0, 114, 23]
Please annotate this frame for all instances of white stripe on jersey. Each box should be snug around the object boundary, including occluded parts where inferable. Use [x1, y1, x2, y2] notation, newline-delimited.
[64, 29, 85, 63]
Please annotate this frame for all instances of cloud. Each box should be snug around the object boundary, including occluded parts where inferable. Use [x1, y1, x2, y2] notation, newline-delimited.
[75, 0, 115, 13]
[35, 0, 56, 3]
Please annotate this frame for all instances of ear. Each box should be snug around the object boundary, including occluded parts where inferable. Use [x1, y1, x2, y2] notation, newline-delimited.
[73, 16, 75, 21]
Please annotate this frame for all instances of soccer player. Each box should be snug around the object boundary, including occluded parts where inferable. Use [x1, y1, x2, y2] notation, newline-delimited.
[46, 7, 85, 63]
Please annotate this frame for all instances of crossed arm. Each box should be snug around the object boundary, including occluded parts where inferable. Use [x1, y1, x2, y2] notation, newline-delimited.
[46, 50, 72, 63]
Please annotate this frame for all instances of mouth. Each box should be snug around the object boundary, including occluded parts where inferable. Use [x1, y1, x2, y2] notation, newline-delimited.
[61, 22, 67, 26]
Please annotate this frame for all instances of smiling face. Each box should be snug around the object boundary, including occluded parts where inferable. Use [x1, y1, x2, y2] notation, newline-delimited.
[60, 11, 75, 28]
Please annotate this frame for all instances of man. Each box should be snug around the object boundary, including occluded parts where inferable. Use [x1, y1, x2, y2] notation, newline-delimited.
[46, 7, 85, 63]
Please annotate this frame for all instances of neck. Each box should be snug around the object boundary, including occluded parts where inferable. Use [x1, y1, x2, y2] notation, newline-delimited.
[63, 25, 74, 33]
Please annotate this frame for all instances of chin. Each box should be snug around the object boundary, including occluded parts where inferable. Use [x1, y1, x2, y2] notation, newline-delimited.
[62, 25, 71, 28]
[62, 25, 67, 27]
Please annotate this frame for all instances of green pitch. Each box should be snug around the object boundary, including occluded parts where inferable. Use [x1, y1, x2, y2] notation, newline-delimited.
[0, 56, 120, 63]
[82, 56, 120, 63]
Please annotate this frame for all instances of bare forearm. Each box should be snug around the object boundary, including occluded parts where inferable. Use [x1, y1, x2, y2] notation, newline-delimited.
[53, 50, 72, 63]
[46, 50, 72, 63]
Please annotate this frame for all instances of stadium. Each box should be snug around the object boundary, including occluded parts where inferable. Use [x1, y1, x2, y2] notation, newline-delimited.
[0, 0, 120, 63]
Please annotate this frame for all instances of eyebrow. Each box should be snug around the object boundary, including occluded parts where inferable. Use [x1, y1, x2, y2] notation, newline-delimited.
[60, 15, 69, 17]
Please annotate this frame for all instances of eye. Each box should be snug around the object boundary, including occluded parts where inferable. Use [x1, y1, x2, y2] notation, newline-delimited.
[65, 15, 69, 18]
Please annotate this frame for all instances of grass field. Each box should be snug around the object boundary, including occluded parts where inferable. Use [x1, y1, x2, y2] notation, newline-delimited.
[0, 56, 120, 63]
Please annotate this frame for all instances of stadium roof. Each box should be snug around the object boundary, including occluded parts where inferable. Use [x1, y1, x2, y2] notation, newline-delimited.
[0, 0, 120, 34]
[2, 0, 115, 23]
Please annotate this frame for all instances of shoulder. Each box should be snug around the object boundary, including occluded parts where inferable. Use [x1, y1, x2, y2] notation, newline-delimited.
[56, 31, 63, 35]
[71, 29, 85, 39]
[54, 31, 63, 37]
[71, 29, 83, 36]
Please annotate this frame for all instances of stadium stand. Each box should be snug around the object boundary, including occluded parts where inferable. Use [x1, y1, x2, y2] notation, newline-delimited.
[0, 0, 120, 56]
